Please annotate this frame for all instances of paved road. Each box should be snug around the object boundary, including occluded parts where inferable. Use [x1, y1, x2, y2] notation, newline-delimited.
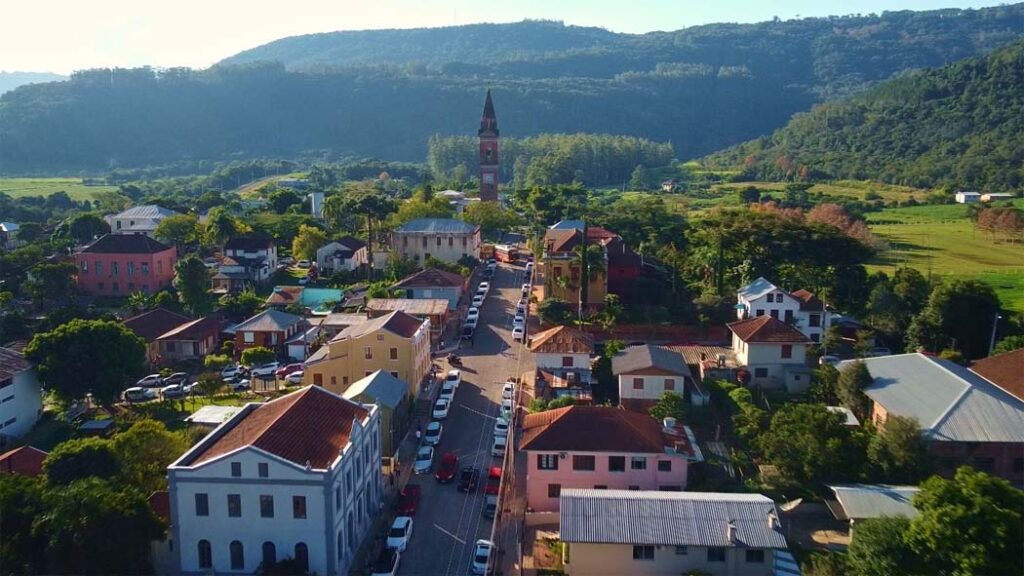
[397, 263, 532, 576]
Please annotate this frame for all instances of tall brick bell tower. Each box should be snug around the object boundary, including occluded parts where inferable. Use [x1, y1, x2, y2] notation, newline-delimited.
[478, 89, 500, 202]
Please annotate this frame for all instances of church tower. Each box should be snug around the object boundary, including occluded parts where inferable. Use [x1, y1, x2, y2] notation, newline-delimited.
[478, 89, 500, 202]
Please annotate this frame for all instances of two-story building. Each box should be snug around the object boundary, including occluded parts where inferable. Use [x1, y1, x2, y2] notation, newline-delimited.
[167, 386, 382, 576]
[735, 277, 830, 343]
[365, 298, 449, 346]
[540, 223, 607, 309]
[0, 222, 24, 250]
[728, 316, 812, 392]
[342, 370, 411, 462]
[522, 406, 702, 512]
[153, 315, 223, 366]
[529, 325, 595, 402]
[316, 237, 367, 275]
[105, 205, 180, 237]
[233, 309, 305, 360]
[391, 268, 467, 310]
[392, 218, 481, 264]
[612, 345, 693, 412]
[214, 235, 278, 293]
[0, 346, 42, 440]
[75, 234, 177, 296]
[302, 311, 431, 399]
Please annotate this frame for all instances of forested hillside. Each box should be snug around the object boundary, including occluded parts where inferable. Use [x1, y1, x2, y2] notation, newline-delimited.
[704, 41, 1024, 192]
[0, 71, 66, 96]
[1, 6, 1022, 172]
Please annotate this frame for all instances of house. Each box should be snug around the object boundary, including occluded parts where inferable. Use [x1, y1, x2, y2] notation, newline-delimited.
[540, 222, 608, 308]
[735, 278, 830, 343]
[529, 325, 595, 403]
[342, 370, 411, 461]
[559, 489, 794, 576]
[265, 286, 344, 313]
[316, 237, 367, 275]
[846, 353, 1024, 485]
[981, 193, 1016, 202]
[153, 315, 223, 366]
[233, 309, 305, 359]
[612, 345, 693, 412]
[827, 484, 920, 535]
[955, 191, 981, 204]
[391, 218, 481, 264]
[213, 235, 278, 293]
[0, 346, 42, 440]
[167, 386, 383, 576]
[728, 316, 812, 392]
[365, 298, 449, 345]
[0, 445, 48, 476]
[391, 268, 467, 310]
[105, 205, 180, 237]
[521, 406, 702, 512]
[285, 321, 323, 362]
[265, 286, 304, 309]
[320, 313, 370, 339]
[671, 345, 739, 400]
[75, 234, 177, 296]
[302, 311, 431, 399]
[123, 308, 193, 347]
[969, 348, 1024, 402]
[661, 179, 677, 192]
[0, 222, 24, 250]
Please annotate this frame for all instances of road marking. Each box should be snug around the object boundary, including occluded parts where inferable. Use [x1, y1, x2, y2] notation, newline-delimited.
[460, 405, 499, 420]
[434, 523, 466, 544]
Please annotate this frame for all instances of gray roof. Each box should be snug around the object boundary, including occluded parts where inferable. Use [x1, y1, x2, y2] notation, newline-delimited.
[186, 405, 244, 426]
[394, 218, 478, 234]
[612, 345, 691, 377]
[828, 484, 920, 520]
[550, 219, 585, 231]
[0, 346, 32, 380]
[844, 353, 1024, 443]
[234, 309, 303, 333]
[343, 370, 408, 409]
[110, 205, 178, 219]
[560, 489, 788, 549]
[737, 276, 779, 301]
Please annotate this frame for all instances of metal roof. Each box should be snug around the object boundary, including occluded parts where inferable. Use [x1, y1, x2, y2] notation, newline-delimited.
[845, 353, 1024, 443]
[560, 489, 788, 549]
[343, 370, 408, 409]
[394, 218, 478, 234]
[828, 484, 920, 520]
[186, 405, 244, 426]
[366, 298, 449, 316]
[0, 346, 32, 380]
[234, 309, 303, 333]
[549, 219, 585, 231]
[737, 277, 779, 301]
[612, 345, 691, 377]
[109, 205, 179, 219]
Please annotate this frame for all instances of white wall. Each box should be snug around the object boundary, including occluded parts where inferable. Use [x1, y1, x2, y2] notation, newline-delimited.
[733, 338, 808, 389]
[0, 369, 42, 439]
[566, 542, 774, 576]
[535, 352, 591, 371]
[618, 373, 686, 401]
[738, 293, 801, 322]
[394, 231, 481, 264]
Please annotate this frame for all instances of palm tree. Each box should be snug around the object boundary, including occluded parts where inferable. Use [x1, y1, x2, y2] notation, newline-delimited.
[127, 291, 155, 314]
[572, 241, 606, 319]
[328, 186, 396, 280]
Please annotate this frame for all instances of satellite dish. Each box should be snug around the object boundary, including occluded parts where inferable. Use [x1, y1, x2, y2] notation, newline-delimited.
[778, 498, 803, 513]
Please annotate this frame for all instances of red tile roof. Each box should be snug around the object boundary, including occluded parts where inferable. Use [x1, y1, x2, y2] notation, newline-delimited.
[392, 268, 465, 288]
[528, 325, 594, 354]
[544, 229, 581, 253]
[122, 308, 192, 342]
[728, 316, 810, 343]
[520, 406, 666, 453]
[971, 348, 1024, 401]
[791, 289, 825, 312]
[155, 315, 223, 341]
[0, 445, 48, 476]
[265, 286, 304, 305]
[334, 310, 424, 341]
[188, 386, 369, 470]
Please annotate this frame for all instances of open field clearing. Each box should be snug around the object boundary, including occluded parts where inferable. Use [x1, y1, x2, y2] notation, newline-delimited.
[0, 177, 118, 201]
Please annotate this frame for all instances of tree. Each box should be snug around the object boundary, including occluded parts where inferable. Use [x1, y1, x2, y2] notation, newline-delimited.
[906, 279, 1001, 360]
[218, 289, 264, 320]
[837, 360, 873, 420]
[759, 403, 864, 485]
[154, 290, 181, 312]
[43, 437, 121, 485]
[241, 346, 276, 367]
[204, 207, 242, 247]
[572, 241, 606, 317]
[204, 354, 231, 370]
[0, 473, 47, 574]
[268, 187, 302, 214]
[25, 319, 146, 406]
[326, 187, 396, 279]
[907, 467, 1023, 576]
[154, 213, 201, 249]
[24, 262, 77, 307]
[993, 334, 1024, 354]
[811, 364, 840, 404]
[66, 213, 110, 244]
[462, 201, 523, 238]
[174, 254, 213, 316]
[537, 298, 574, 325]
[649, 391, 686, 421]
[846, 517, 920, 576]
[629, 164, 653, 191]
[393, 192, 453, 225]
[891, 267, 930, 314]
[868, 415, 929, 483]
[291, 223, 327, 262]
[113, 419, 188, 495]
[737, 186, 761, 204]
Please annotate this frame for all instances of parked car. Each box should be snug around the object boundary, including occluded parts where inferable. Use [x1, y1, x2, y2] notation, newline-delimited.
[484, 466, 502, 495]
[465, 316, 479, 330]
[501, 397, 514, 419]
[161, 383, 188, 399]
[221, 364, 244, 380]
[423, 421, 443, 446]
[525, 261, 534, 271]
[184, 382, 201, 395]
[230, 379, 251, 392]
[461, 325, 475, 340]
[285, 370, 305, 384]
[466, 307, 480, 321]
[203, 257, 219, 269]
[386, 516, 414, 551]
[275, 363, 304, 379]
[432, 398, 451, 419]
[486, 259, 497, 270]
[493, 418, 509, 438]
[478, 281, 490, 295]
[397, 484, 422, 515]
[483, 495, 498, 519]
[136, 374, 164, 388]
[297, 259, 311, 268]
[163, 372, 188, 386]
[457, 467, 480, 493]
[481, 268, 493, 279]
[471, 294, 484, 308]
[501, 381, 515, 401]
[279, 256, 295, 266]
[435, 452, 459, 483]
[521, 283, 530, 294]
[513, 314, 525, 329]
[414, 446, 434, 474]
[445, 369, 462, 388]
[471, 540, 495, 575]
[492, 435, 507, 458]
[439, 382, 456, 403]
[123, 387, 156, 403]
[250, 362, 281, 378]
[370, 548, 400, 576]
[819, 355, 841, 366]
[512, 326, 525, 342]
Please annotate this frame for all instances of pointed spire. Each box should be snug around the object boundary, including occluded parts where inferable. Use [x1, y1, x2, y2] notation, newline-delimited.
[479, 89, 499, 137]
[482, 89, 496, 120]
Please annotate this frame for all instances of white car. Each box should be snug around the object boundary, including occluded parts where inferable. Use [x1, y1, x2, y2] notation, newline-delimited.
[501, 398, 514, 420]
[285, 370, 305, 384]
[230, 379, 251, 392]
[439, 382, 456, 403]
[297, 259, 311, 268]
[370, 548, 400, 576]
[221, 364, 243, 380]
[486, 260, 497, 270]
[250, 362, 280, 378]
[445, 369, 462, 388]
[136, 374, 163, 388]
[493, 418, 509, 438]
[466, 307, 480, 321]
[492, 435, 507, 458]
[472, 540, 496, 575]
[521, 283, 530, 294]
[123, 387, 156, 403]
[414, 446, 434, 474]
[424, 421, 443, 446]
[478, 281, 490, 295]
[513, 314, 525, 328]
[465, 316, 479, 329]
[512, 326, 525, 342]
[432, 398, 451, 419]
[386, 516, 414, 551]
[525, 262, 533, 270]
[819, 355, 841, 366]
[472, 294, 484, 308]
[501, 381, 515, 401]
[161, 383, 188, 399]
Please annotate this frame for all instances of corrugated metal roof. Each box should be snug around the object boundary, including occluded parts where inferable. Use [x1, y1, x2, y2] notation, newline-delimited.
[0, 346, 32, 380]
[394, 218, 478, 234]
[549, 219, 585, 231]
[737, 277, 778, 301]
[366, 298, 449, 316]
[560, 489, 788, 549]
[848, 353, 1024, 442]
[828, 484, 919, 520]
[612, 345, 690, 376]
[234, 309, 303, 333]
[185, 405, 244, 426]
[110, 205, 178, 219]
[343, 370, 408, 409]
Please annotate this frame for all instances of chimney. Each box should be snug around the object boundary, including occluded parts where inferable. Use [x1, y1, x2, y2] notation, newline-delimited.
[768, 511, 780, 530]
[662, 417, 677, 432]
[726, 520, 737, 544]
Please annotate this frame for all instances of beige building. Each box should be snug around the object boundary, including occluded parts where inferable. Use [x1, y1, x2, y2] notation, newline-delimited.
[302, 311, 431, 399]
[391, 218, 481, 264]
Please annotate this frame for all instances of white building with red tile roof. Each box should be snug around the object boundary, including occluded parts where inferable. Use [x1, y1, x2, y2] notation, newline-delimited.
[0, 345, 41, 440]
[728, 316, 812, 392]
[736, 277, 832, 343]
[167, 386, 382, 576]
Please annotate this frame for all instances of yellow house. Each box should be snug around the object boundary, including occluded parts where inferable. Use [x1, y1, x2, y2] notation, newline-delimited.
[302, 310, 431, 398]
[540, 227, 607, 308]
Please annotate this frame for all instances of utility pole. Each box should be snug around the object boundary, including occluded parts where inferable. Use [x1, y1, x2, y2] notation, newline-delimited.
[988, 313, 1002, 356]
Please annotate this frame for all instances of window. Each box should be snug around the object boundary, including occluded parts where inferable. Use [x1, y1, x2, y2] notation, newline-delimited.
[95, 261, 102, 275]
[165, 342, 176, 353]
[770, 309, 779, 319]
[227, 494, 241, 517]
[812, 333, 820, 343]
[448, 237, 453, 247]
[330, 376, 337, 387]
[244, 332, 255, 343]
[547, 484, 561, 498]
[707, 547, 726, 562]
[111, 262, 118, 276]
[157, 260, 163, 274]
[628, 485, 640, 490]
[313, 373, 323, 386]
[80, 260, 89, 273]
[437, 237, 442, 246]
[754, 367, 768, 378]
[337, 530, 344, 561]
[631, 456, 647, 470]
[784, 310, 794, 323]
[776, 293, 784, 303]
[675, 546, 689, 555]
[658, 460, 672, 472]
[755, 309, 764, 316]
[112, 282, 119, 292]
[198, 540, 212, 569]
[572, 455, 596, 471]
[364, 347, 372, 360]
[608, 456, 625, 472]
[422, 237, 428, 247]
[194, 493, 209, 516]
[809, 314, 821, 327]
[258, 463, 269, 478]
[293, 495, 307, 519]
[141, 262, 149, 276]
[294, 543, 309, 573]
[537, 454, 559, 470]
[127, 262, 135, 277]
[594, 485, 608, 489]
[462, 237, 467, 247]
[390, 371, 399, 378]
[231, 462, 241, 477]
[553, 266, 562, 278]
[1014, 458, 1024, 473]
[632, 545, 654, 561]
[767, 294, 774, 303]
[664, 378, 675, 391]
[335, 485, 342, 510]
[746, 549, 765, 563]
[632, 377, 644, 390]
[230, 540, 244, 570]
[262, 542, 276, 568]
[781, 345, 793, 359]
[562, 356, 573, 367]
[376, 334, 384, 341]
[260, 495, 274, 518]
[390, 347, 398, 360]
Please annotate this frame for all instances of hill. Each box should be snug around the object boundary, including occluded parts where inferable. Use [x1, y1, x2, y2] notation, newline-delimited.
[1, 6, 1023, 172]
[703, 40, 1024, 192]
[0, 71, 66, 95]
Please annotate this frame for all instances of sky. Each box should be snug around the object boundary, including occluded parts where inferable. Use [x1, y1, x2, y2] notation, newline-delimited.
[0, 0, 1007, 74]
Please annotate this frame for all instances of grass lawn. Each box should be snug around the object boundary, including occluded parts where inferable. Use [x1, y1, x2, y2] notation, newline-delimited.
[709, 180, 933, 203]
[0, 177, 119, 201]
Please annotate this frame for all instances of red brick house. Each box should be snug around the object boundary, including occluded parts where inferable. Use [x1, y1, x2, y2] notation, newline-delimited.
[0, 445, 48, 476]
[153, 315, 223, 365]
[75, 234, 177, 296]
[123, 308, 193, 348]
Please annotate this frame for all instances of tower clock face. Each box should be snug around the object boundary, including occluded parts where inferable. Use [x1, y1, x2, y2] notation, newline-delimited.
[483, 173, 495, 184]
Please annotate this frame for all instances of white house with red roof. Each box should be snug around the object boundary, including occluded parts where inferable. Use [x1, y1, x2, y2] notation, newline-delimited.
[167, 386, 382, 576]
[736, 277, 831, 343]
[728, 316, 812, 392]
[0, 346, 41, 440]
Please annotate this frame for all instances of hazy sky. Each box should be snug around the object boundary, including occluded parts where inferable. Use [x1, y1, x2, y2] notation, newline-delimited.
[0, 0, 1005, 73]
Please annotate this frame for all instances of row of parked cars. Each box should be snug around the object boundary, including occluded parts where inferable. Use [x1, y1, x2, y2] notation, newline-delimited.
[122, 359, 308, 403]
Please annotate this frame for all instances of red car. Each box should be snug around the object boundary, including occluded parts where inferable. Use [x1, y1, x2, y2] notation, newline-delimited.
[435, 452, 459, 483]
[397, 484, 422, 515]
[275, 363, 304, 379]
[484, 466, 502, 495]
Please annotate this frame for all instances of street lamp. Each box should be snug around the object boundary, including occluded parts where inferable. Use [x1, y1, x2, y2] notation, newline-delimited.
[988, 313, 1003, 356]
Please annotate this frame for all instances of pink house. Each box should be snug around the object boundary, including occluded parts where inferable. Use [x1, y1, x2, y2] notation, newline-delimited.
[521, 406, 703, 512]
[75, 234, 177, 296]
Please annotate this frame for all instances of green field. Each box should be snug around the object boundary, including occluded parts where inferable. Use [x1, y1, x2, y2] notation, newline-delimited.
[710, 180, 932, 203]
[0, 177, 118, 201]
[866, 203, 1024, 311]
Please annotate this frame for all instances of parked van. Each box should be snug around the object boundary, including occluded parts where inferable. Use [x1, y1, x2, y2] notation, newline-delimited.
[491, 435, 507, 458]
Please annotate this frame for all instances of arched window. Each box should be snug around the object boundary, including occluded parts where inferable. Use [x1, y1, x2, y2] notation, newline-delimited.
[230, 540, 244, 570]
[337, 530, 344, 561]
[347, 512, 355, 550]
[294, 543, 309, 573]
[197, 540, 212, 569]
[262, 542, 276, 568]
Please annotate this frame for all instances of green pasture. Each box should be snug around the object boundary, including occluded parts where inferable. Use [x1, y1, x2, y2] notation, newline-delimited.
[0, 177, 118, 201]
